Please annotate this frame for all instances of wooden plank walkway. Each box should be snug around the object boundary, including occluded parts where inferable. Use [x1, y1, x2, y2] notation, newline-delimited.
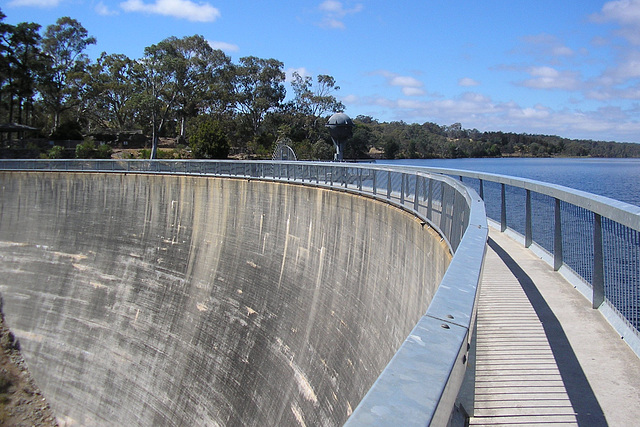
[469, 228, 640, 426]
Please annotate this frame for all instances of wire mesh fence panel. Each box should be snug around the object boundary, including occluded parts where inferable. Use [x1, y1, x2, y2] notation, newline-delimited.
[561, 202, 595, 285]
[478, 180, 502, 224]
[505, 186, 527, 236]
[602, 219, 640, 336]
[530, 192, 555, 254]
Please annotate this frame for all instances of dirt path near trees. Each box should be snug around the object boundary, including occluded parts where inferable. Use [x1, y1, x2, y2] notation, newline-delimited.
[0, 300, 58, 426]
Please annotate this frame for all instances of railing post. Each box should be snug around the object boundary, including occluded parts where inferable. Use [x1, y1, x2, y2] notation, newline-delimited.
[554, 198, 563, 271]
[501, 183, 507, 232]
[387, 172, 392, 200]
[427, 178, 433, 220]
[593, 213, 604, 308]
[372, 170, 377, 195]
[479, 179, 484, 200]
[400, 174, 405, 204]
[413, 176, 420, 212]
[525, 189, 532, 248]
[358, 168, 362, 191]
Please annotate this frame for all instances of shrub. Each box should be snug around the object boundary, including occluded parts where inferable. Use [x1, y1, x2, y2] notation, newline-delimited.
[75, 139, 96, 158]
[48, 145, 65, 159]
[187, 117, 230, 159]
[51, 121, 83, 141]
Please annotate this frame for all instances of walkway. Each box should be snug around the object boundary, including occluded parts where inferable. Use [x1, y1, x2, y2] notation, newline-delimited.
[470, 228, 640, 426]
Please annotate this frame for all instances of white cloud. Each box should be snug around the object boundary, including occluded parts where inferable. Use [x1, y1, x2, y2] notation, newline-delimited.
[96, 1, 118, 15]
[518, 66, 581, 90]
[402, 87, 426, 96]
[592, 0, 640, 44]
[285, 67, 310, 82]
[520, 34, 576, 59]
[459, 77, 480, 87]
[375, 71, 426, 96]
[593, 0, 640, 27]
[318, 1, 364, 29]
[120, 0, 221, 22]
[345, 90, 640, 141]
[208, 41, 239, 52]
[8, 0, 60, 7]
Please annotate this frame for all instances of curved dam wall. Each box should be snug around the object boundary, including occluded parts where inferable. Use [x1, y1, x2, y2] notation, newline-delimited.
[0, 171, 451, 426]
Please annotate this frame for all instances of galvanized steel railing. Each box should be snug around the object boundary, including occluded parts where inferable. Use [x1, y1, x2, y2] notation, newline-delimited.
[417, 166, 640, 356]
[0, 159, 487, 427]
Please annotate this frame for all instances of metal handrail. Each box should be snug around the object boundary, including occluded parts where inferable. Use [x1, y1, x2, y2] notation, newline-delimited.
[421, 166, 640, 356]
[0, 159, 487, 426]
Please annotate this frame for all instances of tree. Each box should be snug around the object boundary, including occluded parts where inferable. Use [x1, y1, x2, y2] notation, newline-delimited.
[290, 71, 344, 117]
[135, 35, 232, 158]
[1, 20, 43, 126]
[285, 71, 344, 143]
[186, 115, 229, 159]
[170, 35, 231, 139]
[232, 56, 286, 139]
[81, 52, 140, 131]
[39, 17, 96, 129]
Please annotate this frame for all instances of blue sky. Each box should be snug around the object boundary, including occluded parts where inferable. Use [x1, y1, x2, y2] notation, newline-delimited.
[3, 0, 640, 143]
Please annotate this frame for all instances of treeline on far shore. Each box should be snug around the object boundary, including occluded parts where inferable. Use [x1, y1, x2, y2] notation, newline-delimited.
[342, 117, 640, 160]
[3, 116, 640, 161]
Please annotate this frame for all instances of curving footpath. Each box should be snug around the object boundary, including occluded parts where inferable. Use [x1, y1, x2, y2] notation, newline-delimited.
[471, 227, 640, 426]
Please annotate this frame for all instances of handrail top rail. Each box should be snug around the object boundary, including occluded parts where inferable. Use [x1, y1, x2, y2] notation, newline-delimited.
[397, 165, 640, 231]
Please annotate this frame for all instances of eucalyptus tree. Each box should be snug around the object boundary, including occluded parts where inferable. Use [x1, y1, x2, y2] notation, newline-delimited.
[81, 52, 140, 131]
[170, 35, 231, 139]
[136, 35, 231, 158]
[286, 71, 344, 143]
[0, 12, 43, 126]
[232, 56, 286, 140]
[39, 16, 96, 130]
[290, 71, 344, 117]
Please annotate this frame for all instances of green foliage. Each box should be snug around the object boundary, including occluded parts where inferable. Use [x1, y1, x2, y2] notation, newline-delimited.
[186, 116, 230, 159]
[50, 120, 83, 140]
[75, 138, 112, 159]
[96, 143, 112, 159]
[47, 145, 65, 159]
[75, 139, 95, 158]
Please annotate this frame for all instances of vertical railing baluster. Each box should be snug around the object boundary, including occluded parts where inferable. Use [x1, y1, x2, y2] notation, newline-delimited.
[479, 179, 484, 200]
[501, 183, 507, 232]
[554, 198, 563, 271]
[387, 172, 392, 200]
[427, 178, 433, 221]
[400, 174, 405, 205]
[372, 170, 377, 195]
[593, 213, 604, 308]
[525, 189, 532, 248]
[413, 176, 419, 211]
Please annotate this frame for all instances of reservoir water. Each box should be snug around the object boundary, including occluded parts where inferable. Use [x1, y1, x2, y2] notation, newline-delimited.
[378, 158, 640, 207]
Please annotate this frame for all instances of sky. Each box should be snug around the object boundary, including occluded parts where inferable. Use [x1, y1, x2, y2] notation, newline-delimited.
[2, 0, 640, 143]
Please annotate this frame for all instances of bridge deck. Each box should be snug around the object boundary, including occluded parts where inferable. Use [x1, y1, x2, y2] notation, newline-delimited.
[470, 228, 640, 426]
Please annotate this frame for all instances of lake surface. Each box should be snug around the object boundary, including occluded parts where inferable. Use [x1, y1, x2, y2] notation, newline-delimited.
[378, 158, 640, 207]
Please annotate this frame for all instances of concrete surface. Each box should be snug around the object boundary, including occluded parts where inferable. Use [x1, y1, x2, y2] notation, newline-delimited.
[471, 228, 640, 426]
[0, 172, 451, 426]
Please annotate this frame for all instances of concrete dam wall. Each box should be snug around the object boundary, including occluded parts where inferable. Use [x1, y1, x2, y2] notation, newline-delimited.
[0, 171, 451, 426]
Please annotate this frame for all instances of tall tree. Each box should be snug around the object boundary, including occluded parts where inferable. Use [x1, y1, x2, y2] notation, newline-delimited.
[7, 22, 43, 125]
[287, 71, 344, 142]
[290, 71, 344, 117]
[135, 35, 232, 158]
[40, 16, 96, 129]
[233, 56, 286, 138]
[81, 52, 140, 131]
[169, 35, 231, 140]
